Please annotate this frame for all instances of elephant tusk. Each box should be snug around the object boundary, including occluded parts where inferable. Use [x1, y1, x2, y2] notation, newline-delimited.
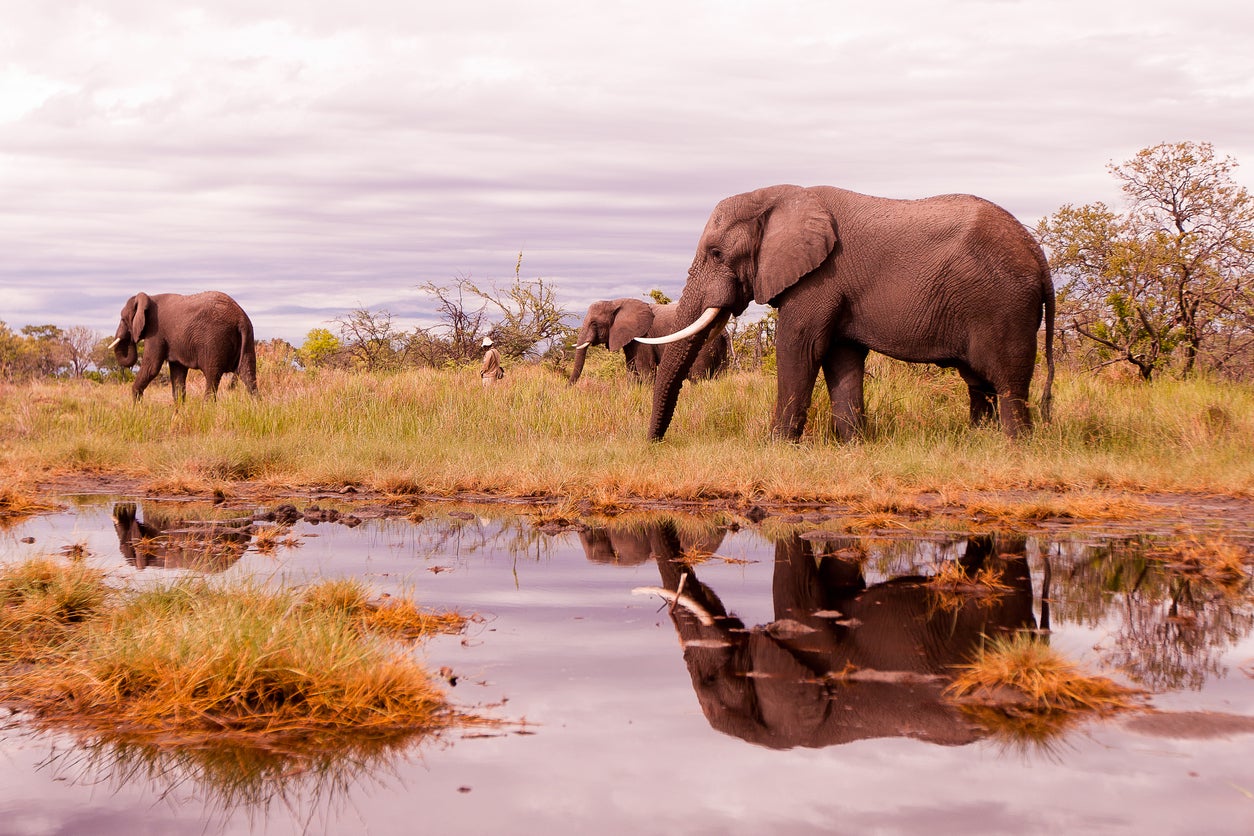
[631, 586, 715, 626]
[108, 337, 122, 349]
[573, 341, 591, 350]
[634, 307, 722, 345]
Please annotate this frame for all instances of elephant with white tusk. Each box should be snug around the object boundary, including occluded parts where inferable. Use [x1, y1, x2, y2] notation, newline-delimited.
[568, 297, 730, 384]
[644, 523, 1039, 750]
[645, 184, 1056, 441]
[111, 291, 259, 401]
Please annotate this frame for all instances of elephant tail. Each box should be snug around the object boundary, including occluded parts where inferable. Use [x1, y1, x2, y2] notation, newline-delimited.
[237, 318, 259, 393]
[1040, 275, 1056, 423]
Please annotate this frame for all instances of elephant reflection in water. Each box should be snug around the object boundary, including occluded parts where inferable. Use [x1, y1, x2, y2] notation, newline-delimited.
[578, 524, 727, 567]
[642, 524, 1037, 749]
[112, 503, 253, 572]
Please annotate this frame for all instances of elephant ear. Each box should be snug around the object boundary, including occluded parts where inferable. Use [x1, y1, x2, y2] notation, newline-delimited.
[130, 293, 152, 342]
[752, 187, 838, 305]
[608, 298, 654, 351]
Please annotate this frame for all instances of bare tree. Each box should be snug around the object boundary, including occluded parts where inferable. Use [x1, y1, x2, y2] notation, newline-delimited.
[62, 325, 99, 378]
[464, 253, 573, 361]
[335, 307, 403, 371]
[416, 277, 487, 365]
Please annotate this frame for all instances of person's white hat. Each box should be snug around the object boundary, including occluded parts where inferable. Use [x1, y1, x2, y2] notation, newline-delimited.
[482, 337, 493, 347]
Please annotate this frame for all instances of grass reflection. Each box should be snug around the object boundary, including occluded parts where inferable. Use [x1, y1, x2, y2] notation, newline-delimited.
[27, 723, 440, 831]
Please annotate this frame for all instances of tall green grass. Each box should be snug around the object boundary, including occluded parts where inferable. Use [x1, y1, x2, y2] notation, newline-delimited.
[2, 359, 1251, 505]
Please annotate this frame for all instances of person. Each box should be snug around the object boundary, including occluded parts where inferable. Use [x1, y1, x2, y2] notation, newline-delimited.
[480, 336, 503, 388]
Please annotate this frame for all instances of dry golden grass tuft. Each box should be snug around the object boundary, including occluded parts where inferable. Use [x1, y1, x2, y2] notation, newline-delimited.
[1148, 533, 1251, 588]
[249, 523, 302, 555]
[947, 633, 1143, 716]
[0, 480, 58, 525]
[0, 560, 470, 748]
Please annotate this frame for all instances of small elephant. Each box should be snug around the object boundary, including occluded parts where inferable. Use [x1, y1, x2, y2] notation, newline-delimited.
[640, 185, 1056, 441]
[568, 298, 729, 384]
[110, 291, 259, 401]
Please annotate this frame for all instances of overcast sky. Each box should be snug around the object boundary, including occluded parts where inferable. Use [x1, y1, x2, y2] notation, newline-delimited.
[3, 0, 1253, 343]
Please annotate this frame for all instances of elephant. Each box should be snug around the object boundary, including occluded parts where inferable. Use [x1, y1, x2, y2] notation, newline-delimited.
[638, 185, 1056, 441]
[568, 298, 730, 384]
[640, 523, 1038, 749]
[578, 521, 727, 566]
[112, 502, 253, 572]
[110, 291, 259, 401]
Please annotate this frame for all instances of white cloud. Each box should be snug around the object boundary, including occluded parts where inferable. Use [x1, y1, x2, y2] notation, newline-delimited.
[2, 0, 1254, 340]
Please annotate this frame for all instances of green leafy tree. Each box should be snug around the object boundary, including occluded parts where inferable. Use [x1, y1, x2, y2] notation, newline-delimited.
[1039, 141, 1254, 380]
[0, 321, 24, 380]
[648, 289, 673, 305]
[19, 324, 68, 378]
[300, 328, 344, 369]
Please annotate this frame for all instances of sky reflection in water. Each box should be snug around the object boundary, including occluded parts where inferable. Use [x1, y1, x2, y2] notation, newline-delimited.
[1, 497, 1252, 836]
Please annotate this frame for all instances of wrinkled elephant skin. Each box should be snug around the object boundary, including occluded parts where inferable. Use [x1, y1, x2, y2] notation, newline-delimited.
[648, 184, 1056, 441]
[112, 290, 259, 401]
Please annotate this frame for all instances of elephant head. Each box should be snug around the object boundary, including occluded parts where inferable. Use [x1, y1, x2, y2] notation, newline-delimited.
[569, 297, 732, 385]
[111, 292, 153, 369]
[578, 519, 726, 566]
[641, 186, 837, 439]
[642, 184, 1055, 441]
[569, 298, 656, 384]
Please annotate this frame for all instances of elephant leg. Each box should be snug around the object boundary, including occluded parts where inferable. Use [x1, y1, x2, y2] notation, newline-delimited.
[822, 343, 869, 442]
[997, 389, 1032, 438]
[772, 327, 826, 441]
[957, 366, 998, 426]
[622, 345, 642, 381]
[203, 369, 223, 399]
[635, 344, 660, 382]
[168, 362, 189, 401]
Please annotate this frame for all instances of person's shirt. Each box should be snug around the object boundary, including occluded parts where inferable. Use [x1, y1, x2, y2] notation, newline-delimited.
[481, 348, 502, 377]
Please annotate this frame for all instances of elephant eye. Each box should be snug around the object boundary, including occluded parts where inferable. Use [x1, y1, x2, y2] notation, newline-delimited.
[709, 248, 724, 263]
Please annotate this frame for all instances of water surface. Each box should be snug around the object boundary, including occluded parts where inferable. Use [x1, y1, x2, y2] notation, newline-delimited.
[2, 497, 1252, 835]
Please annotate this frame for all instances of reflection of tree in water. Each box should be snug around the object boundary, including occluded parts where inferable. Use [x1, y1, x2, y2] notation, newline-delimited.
[34, 727, 436, 834]
[1048, 536, 1254, 691]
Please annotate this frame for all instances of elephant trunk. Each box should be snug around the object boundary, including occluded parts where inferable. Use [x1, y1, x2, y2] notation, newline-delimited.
[568, 343, 590, 384]
[648, 304, 730, 440]
[113, 337, 138, 369]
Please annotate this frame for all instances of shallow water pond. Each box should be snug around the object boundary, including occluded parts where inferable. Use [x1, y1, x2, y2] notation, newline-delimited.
[2, 496, 1253, 835]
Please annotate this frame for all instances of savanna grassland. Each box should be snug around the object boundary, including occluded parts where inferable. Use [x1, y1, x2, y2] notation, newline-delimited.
[2, 353, 1252, 517]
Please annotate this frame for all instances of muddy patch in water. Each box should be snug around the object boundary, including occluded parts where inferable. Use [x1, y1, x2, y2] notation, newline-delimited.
[2, 496, 1253, 835]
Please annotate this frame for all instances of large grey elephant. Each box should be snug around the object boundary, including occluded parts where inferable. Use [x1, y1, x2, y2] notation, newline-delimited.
[110, 291, 259, 401]
[640, 185, 1056, 441]
[644, 524, 1038, 749]
[568, 298, 729, 384]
